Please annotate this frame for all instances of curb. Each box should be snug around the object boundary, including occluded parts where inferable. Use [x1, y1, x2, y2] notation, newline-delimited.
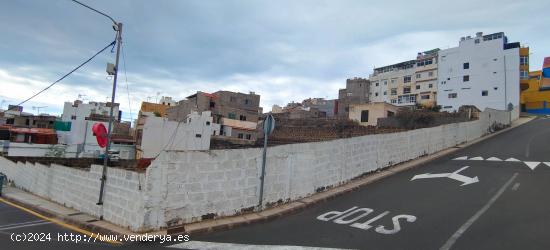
[169, 117, 535, 236]
[0, 194, 126, 238]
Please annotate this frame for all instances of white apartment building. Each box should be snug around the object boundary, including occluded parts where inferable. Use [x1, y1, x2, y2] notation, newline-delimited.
[61, 100, 121, 121]
[437, 32, 520, 112]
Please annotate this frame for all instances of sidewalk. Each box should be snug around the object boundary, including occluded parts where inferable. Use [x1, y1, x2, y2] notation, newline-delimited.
[0, 116, 535, 237]
[0, 186, 165, 237]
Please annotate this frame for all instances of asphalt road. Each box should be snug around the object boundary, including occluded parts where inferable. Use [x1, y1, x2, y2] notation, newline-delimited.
[178, 117, 550, 250]
[3, 117, 550, 250]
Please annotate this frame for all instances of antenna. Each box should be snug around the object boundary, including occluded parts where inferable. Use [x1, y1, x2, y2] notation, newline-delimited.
[32, 106, 48, 115]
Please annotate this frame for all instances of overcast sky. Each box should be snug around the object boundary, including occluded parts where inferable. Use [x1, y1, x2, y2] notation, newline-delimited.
[1, 0, 549, 121]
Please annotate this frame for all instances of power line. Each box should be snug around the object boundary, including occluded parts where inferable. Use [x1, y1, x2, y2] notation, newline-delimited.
[11, 40, 116, 110]
[121, 41, 133, 124]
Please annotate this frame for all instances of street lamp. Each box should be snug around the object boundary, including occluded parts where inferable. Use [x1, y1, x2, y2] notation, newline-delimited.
[70, 0, 123, 214]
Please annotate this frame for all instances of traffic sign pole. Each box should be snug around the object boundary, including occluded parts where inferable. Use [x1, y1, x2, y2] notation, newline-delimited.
[258, 115, 275, 209]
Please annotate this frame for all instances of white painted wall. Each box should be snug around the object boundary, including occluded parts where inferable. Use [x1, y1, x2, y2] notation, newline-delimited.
[57, 120, 135, 159]
[0, 108, 515, 232]
[437, 33, 520, 112]
[140, 111, 220, 158]
[0, 157, 146, 231]
[139, 108, 514, 230]
[61, 101, 120, 121]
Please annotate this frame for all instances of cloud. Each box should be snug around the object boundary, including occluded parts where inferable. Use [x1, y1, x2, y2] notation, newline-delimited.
[1, 0, 549, 118]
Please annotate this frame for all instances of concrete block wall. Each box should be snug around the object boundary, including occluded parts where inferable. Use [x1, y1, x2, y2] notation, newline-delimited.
[0, 157, 146, 232]
[0, 108, 514, 232]
[142, 108, 514, 230]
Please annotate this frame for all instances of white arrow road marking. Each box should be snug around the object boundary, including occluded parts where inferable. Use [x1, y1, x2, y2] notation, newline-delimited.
[168, 241, 350, 250]
[453, 156, 468, 160]
[523, 161, 541, 170]
[468, 156, 484, 161]
[505, 158, 521, 162]
[486, 157, 502, 161]
[543, 162, 550, 167]
[411, 166, 479, 186]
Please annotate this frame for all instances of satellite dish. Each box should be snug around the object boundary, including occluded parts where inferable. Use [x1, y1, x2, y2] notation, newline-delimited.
[92, 123, 108, 148]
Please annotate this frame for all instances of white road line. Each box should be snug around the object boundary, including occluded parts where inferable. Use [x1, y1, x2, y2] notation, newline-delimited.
[505, 158, 521, 162]
[440, 173, 518, 250]
[0, 221, 52, 231]
[468, 157, 484, 161]
[169, 241, 352, 250]
[0, 220, 44, 229]
[511, 183, 520, 191]
[524, 161, 540, 170]
[486, 157, 502, 161]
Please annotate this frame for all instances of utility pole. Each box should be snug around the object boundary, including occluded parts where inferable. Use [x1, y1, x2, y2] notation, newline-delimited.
[69, 0, 122, 216]
[98, 22, 122, 208]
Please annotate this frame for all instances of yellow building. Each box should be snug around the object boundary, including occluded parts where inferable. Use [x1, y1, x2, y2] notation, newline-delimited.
[349, 102, 401, 127]
[520, 70, 550, 113]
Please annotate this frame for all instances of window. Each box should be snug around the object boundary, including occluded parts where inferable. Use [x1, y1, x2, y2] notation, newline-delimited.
[482, 90, 488, 96]
[244, 99, 250, 105]
[421, 95, 430, 100]
[428, 71, 434, 77]
[383, 80, 388, 85]
[238, 133, 244, 139]
[520, 70, 529, 79]
[448, 93, 457, 98]
[391, 88, 397, 95]
[494, 87, 498, 90]
[375, 92, 379, 97]
[209, 101, 215, 108]
[375, 82, 379, 87]
[228, 112, 236, 119]
[391, 99, 397, 104]
[463, 62, 469, 69]
[520, 56, 529, 66]
[403, 87, 411, 94]
[230, 96, 236, 102]
[206, 121, 211, 126]
[245, 134, 252, 140]
[463, 75, 470, 82]
[391, 78, 396, 84]
[404, 76, 412, 83]
[347, 92, 352, 96]
[71, 115, 76, 120]
[416, 73, 421, 79]
[239, 115, 247, 121]
[475, 39, 480, 44]
[387, 111, 395, 117]
[383, 91, 387, 95]
[428, 84, 433, 88]
[195, 134, 202, 138]
[360, 110, 369, 122]
[416, 85, 420, 90]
